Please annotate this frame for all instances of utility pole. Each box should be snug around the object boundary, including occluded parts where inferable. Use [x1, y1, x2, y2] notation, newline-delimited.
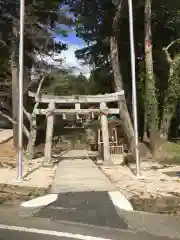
[17, 0, 25, 180]
[128, 0, 140, 176]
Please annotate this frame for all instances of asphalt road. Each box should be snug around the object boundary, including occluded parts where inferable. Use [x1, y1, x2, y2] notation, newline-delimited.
[0, 225, 174, 240]
[34, 191, 127, 229]
[0, 192, 178, 240]
[0, 223, 176, 240]
[0, 229, 76, 240]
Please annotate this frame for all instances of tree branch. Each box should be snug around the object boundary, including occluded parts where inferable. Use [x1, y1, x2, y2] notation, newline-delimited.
[23, 107, 31, 121]
[0, 110, 16, 124]
[165, 38, 180, 51]
[32, 72, 49, 113]
[163, 38, 180, 65]
[0, 110, 30, 138]
[112, 0, 124, 32]
[163, 48, 172, 64]
[35, 71, 50, 100]
[23, 125, 30, 139]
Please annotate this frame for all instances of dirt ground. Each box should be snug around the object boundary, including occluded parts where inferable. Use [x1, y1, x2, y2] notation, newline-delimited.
[0, 138, 16, 157]
[0, 138, 18, 167]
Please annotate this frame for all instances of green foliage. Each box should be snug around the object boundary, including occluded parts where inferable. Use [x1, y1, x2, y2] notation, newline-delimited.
[163, 54, 180, 118]
[0, 0, 74, 104]
[146, 74, 159, 131]
[0, 0, 180, 141]
[63, 0, 180, 138]
[137, 60, 145, 103]
[167, 55, 180, 101]
[88, 67, 113, 94]
[41, 70, 89, 95]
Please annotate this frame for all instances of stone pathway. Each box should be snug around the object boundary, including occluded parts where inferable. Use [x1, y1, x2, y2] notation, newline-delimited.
[51, 150, 115, 193]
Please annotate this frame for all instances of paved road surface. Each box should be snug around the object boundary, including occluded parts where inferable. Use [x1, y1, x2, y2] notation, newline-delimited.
[0, 229, 77, 240]
[33, 191, 127, 229]
[0, 149, 179, 239]
[0, 203, 177, 240]
[0, 224, 173, 240]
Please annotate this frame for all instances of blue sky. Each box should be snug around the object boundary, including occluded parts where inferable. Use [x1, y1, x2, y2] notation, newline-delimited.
[58, 31, 85, 46]
[55, 24, 85, 46]
[53, 28, 91, 77]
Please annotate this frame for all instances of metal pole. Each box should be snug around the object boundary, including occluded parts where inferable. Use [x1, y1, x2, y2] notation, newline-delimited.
[17, 0, 25, 180]
[128, 0, 140, 176]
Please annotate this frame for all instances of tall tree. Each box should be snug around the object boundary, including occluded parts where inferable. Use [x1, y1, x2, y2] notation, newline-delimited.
[0, 0, 70, 147]
[144, 0, 158, 144]
[110, 0, 135, 153]
[160, 39, 180, 139]
[66, 0, 136, 151]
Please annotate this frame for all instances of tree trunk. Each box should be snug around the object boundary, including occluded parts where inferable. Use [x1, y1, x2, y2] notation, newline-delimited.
[160, 54, 180, 139]
[26, 114, 37, 159]
[110, 36, 135, 153]
[11, 21, 19, 149]
[26, 74, 47, 159]
[143, 109, 148, 141]
[160, 109, 175, 140]
[160, 43, 180, 139]
[144, 0, 159, 149]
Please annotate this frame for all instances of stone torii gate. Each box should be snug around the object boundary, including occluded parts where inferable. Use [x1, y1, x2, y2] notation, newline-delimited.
[28, 90, 124, 165]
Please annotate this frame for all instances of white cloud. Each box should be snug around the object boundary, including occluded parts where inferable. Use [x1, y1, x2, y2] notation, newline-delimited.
[39, 44, 91, 78]
[60, 44, 91, 78]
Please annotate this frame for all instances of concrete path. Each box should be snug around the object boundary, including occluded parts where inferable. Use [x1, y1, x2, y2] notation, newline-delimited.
[51, 150, 115, 193]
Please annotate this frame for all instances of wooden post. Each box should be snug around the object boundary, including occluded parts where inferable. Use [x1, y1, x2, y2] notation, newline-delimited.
[100, 102, 111, 164]
[75, 103, 81, 120]
[44, 102, 55, 166]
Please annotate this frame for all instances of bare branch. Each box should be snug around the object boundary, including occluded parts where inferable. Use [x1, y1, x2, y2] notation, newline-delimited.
[0, 110, 30, 138]
[0, 110, 16, 124]
[163, 48, 172, 64]
[23, 107, 31, 121]
[23, 125, 30, 139]
[35, 72, 50, 99]
[163, 38, 180, 65]
[165, 38, 180, 51]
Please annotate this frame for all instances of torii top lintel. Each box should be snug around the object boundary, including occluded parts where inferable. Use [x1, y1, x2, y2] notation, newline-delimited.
[28, 91, 125, 104]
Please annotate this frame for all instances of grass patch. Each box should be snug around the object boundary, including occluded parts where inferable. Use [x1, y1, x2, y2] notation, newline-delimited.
[166, 142, 180, 155]
[155, 141, 180, 165]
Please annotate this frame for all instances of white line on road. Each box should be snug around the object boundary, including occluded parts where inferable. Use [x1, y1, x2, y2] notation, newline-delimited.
[0, 224, 112, 240]
[108, 191, 133, 211]
[21, 194, 58, 208]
